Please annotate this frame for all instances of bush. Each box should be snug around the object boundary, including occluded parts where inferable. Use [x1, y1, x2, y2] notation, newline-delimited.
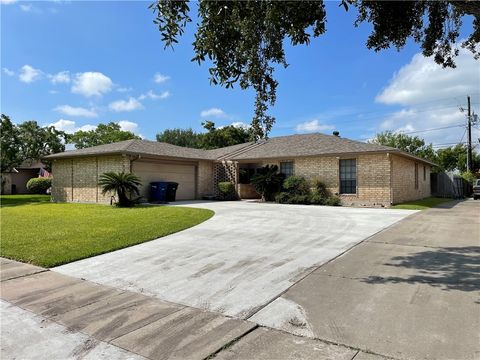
[311, 178, 330, 198]
[26, 177, 52, 194]
[283, 176, 310, 195]
[309, 193, 327, 205]
[275, 192, 310, 204]
[325, 195, 341, 206]
[460, 171, 476, 184]
[275, 192, 290, 204]
[218, 181, 236, 200]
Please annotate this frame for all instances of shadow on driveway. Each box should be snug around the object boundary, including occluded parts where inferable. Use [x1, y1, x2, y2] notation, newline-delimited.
[362, 246, 480, 293]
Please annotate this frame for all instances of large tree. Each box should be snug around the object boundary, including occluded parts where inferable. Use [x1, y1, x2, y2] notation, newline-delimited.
[156, 128, 202, 148]
[17, 121, 66, 163]
[67, 122, 141, 149]
[370, 131, 437, 163]
[1, 115, 67, 172]
[0, 115, 21, 173]
[156, 121, 253, 149]
[436, 144, 480, 172]
[150, 1, 480, 139]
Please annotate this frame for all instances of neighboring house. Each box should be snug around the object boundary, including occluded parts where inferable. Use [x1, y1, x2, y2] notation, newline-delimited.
[1, 161, 49, 195]
[44, 133, 434, 206]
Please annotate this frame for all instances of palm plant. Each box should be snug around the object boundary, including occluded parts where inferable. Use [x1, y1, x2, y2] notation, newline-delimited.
[250, 165, 285, 201]
[98, 172, 142, 207]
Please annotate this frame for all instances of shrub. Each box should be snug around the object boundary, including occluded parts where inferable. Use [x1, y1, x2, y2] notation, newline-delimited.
[460, 171, 476, 184]
[251, 165, 285, 201]
[275, 192, 290, 204]
[275, 192, 310, 205]
[218, 181, 236, 200]
[26, 177, 52, 194]
[287, 194, 311, 204]
[311, 178, 330, 198]
[325, 195, 341, 206]
[283, 176, 310, 195]
[309, 193, 327, 205]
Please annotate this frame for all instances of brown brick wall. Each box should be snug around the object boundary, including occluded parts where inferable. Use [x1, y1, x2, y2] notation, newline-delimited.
[294, 154, 392, 206]
[197, 160, 214, 197]
[244, 155, 392, 206]
[391, 154, 431, 204]
[51, 155, 129, 203]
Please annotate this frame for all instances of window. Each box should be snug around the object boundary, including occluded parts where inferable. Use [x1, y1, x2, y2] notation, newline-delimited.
[340, 159, 356, 194]
[415, 163, 419, 189]
[280, 161, 294, 177]
[423, 165, 426, 181]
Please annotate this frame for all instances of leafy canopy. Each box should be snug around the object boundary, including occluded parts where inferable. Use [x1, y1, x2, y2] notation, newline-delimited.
[371, 130, 480, 173]
[150, 1, 479, 139]
[436, 144, 480, 172]
[370, 131, 437, 163]
[67, 122, 141, 149]
[156, 121, 253, 149]
[0, 114, 66, 173]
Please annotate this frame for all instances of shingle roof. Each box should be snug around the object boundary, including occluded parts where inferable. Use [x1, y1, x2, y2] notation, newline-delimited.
[44, 139, 207, 160]
[43, 139, 253, 161]
[43, 134, 435, 165]
[230, 133, 397, 160]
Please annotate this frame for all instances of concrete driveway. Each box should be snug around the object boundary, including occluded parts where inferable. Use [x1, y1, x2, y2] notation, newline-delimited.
[54, 201, 415, 319]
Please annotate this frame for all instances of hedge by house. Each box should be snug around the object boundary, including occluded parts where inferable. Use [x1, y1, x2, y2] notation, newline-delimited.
[26, 178, 52, 194]
[275, 176, 340, 206]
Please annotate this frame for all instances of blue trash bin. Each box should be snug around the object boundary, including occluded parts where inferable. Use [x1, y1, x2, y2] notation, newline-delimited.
[150, 182, 168, 202]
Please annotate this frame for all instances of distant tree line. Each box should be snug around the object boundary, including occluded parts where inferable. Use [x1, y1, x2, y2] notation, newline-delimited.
[1, 113, 478, 179]
[370, 130, 480, 174]
[156, 121, 254, 150]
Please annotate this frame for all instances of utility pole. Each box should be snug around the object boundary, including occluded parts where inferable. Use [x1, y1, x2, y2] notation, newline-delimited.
[467, 95, 472, 172]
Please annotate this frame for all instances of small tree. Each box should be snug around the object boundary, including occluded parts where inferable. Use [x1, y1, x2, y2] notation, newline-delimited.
[98, 172, 142, 207]
[250, 165, 285, 201]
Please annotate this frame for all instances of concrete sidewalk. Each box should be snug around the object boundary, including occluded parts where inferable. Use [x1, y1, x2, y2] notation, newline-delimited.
[252, 200, 480, 360]
[1, 259, 371, 360]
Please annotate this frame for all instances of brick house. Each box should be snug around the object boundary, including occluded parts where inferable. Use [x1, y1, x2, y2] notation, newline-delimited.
[44, 133, 434, 206]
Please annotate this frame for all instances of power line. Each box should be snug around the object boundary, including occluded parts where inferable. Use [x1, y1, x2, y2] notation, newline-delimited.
[400, 124, 465, 135]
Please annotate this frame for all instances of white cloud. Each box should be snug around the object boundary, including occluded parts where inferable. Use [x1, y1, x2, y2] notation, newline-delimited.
[50, 71, 70, 84]
[54, 105, 98, 118]
[19, 65, 42, 83]
[295, 119, 335, 133]
[200, 107, 227, 118]
[376, 47, 479, 106]
[374, 47, 480, 145]
[138, 90, 170, 100]
[230, 121, 250, 129]
[0, 0, 17, 4]
[153, 73, 170, 83]
[2, 68, 14, 76]
[49, 119, 96, 134]
[71, 71, 113, 97]
[117, 120, 139, 134]
[109, 97, 143, 112]
[19, 3, 32, 11]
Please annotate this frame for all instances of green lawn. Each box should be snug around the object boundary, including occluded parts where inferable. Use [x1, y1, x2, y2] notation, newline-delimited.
[0, 195, 213, 267]
[392, 197, 453, 210]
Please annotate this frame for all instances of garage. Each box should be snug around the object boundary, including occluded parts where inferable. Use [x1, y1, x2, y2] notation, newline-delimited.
[132, 160, 196, 201]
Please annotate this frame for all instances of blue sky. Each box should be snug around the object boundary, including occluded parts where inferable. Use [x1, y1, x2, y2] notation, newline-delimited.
[1, 1, 479, 147]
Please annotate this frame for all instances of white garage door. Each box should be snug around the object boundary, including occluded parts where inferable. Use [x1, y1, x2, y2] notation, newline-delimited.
[132, 161, 196, 201]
